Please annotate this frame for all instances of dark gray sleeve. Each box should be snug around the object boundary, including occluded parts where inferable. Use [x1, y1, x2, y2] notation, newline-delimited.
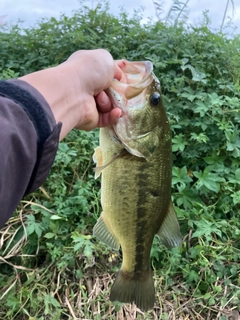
[0, 79, 62, 228]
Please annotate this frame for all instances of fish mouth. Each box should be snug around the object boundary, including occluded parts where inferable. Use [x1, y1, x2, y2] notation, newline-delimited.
[110, 60, 154, 101]
[106, 60, 157, 159]
[106, 60, 155, 116]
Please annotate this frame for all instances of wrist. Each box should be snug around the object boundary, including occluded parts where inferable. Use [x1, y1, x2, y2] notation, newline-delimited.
[20, 63, 85, 140]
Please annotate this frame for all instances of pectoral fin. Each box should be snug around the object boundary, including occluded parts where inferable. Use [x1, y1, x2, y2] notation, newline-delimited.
[93, 148, 127, 178]
[93, 214, 120, 250]
[121, 132, 159, 161]
[157, 200, 182, 248]
[93, 146, 103, 178]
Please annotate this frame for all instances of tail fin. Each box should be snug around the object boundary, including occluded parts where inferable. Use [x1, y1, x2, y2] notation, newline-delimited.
[110, 269, 155, 311]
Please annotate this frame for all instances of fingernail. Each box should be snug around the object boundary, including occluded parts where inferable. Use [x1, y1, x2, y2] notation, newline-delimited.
[100, 92, 108, 104]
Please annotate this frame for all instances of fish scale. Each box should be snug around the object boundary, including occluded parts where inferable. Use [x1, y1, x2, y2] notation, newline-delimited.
[93, 60, 182, 311]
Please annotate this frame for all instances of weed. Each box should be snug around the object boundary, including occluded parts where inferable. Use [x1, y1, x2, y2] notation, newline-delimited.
[0, 1, 240, 319]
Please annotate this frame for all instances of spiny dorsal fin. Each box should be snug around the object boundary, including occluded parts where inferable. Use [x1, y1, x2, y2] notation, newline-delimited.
[157, 200, 182, 248]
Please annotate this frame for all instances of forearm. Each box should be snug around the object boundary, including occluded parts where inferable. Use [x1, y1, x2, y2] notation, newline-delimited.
[0, 79, 61, 228]
[0, 48, 123, 228]
[20, 63, 82, 141]
[20, 49, 123, 137]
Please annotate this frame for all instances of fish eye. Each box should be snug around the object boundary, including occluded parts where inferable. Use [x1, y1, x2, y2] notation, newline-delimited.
[150, 92, 161, 106]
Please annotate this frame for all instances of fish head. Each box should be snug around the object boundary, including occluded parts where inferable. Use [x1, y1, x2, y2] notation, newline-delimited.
[107, 60, 170, 160]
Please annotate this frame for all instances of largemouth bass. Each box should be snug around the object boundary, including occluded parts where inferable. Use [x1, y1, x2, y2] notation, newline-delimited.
[93, 60, 182, 311]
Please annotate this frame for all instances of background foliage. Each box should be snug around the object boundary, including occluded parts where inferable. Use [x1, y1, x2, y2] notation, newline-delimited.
[0, 2, 240, 319]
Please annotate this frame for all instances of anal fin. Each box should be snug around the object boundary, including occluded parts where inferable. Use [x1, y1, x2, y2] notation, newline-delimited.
[157, 200, 182, 248]
[93, 214, 120, 250]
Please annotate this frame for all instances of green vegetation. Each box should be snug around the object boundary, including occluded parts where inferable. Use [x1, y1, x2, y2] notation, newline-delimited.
[0, 2, 240, 319]
[153, 0, 236, 32]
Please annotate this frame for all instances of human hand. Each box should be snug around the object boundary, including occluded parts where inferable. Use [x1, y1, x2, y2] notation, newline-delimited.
[62, 49, 123, 132]
[20, 49, 123, 140]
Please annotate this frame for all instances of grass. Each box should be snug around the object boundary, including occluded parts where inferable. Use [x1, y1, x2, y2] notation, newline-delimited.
[0, 209, 239, 320]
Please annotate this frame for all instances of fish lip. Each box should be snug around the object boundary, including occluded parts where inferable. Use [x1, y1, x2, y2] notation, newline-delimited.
[106, 60, 154, 117]
[110, 60, 154, 101]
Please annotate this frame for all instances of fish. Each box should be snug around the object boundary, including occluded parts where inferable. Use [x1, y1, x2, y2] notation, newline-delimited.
[93, 60, 182, 311]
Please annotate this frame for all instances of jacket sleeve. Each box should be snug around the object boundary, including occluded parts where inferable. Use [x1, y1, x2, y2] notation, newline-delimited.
[0, 79, 62, 228]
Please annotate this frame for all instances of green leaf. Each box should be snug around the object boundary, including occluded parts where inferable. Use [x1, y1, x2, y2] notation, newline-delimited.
[187, 270, 199, 283]
[193, 168, 225, 193]
[172, 134, 188, 152]
[50, 215, 63, 220]
[192, 220, 222, 242]
[74, 242, 84, 252]
[84, 244, 93, 258]
[26, 224, 35, 236]
[181, 58, 189, 65]
[44, 233, 56, 239]
[44, 294, 60, 315]
[203, 293, 212, 300]
[34, 224, 43, 238]
[208, 297, 216, 306]
[235, 168, 240, 180]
